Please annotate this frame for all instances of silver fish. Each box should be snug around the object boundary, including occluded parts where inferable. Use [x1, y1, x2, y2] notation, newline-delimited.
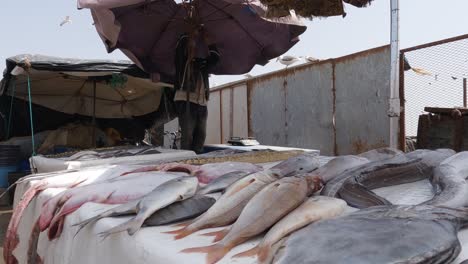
[423, 151, 468, 208]
[197, 171, 254, 195]
[74, 176, 198, 237]
[273, 205, 468, 264]
[144, 196, 217, 226]
[181, 176, 309, 264]
[338, 149, 455, 208]
[165, 154, 320, 240]
[233, 196, 347, 263]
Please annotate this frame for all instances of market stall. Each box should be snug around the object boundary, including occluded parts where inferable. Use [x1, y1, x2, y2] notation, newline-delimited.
[7, 149, 468, 264]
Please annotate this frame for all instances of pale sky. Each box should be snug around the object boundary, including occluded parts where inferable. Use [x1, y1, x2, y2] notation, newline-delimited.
[1, 0, 468, 86]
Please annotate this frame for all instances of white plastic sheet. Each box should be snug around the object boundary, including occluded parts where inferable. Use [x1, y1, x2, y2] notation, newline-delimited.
[12, 157, 468, 264]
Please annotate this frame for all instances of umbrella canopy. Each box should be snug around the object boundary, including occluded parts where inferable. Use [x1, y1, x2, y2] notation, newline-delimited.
[78, 0, 307, 82]
[0, 54, 172, 119]
[258, 0, 374, 18]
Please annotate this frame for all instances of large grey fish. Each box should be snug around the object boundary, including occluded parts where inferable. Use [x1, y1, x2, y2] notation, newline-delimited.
[233, 196, 347, 263]
[144, 196, 217, 226]
[422, 151, 468, 208]
[321, 152, 407, 198]
[273, 205, 468, 264]
[165, 154, 320, 240]
[74, 176, 198, 238]
[338, 149, 455, 208]
[181, 176, 309, 264]
[309, 155, 370, 183]
[197, 171, 254, 195]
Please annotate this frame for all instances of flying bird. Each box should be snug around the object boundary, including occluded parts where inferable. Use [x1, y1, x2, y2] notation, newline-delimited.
[60, 16, 72, 26]
[276, 55, 300, 68]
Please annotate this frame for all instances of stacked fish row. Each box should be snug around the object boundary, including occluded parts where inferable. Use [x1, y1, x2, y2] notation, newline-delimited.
[7, 148, 468, 264]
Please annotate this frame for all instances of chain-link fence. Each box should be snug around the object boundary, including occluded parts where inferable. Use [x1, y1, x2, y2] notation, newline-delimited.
[401, 34, 468, 140]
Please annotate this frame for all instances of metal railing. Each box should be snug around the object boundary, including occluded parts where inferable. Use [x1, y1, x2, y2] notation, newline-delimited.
[400, 34, 468, 148]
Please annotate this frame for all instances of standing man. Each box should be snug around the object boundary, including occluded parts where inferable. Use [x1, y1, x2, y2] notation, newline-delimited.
[173, 28, 220, 153]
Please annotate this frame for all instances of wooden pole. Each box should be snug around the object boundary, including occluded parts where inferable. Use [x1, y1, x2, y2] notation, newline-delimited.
[92, 80, 97, 148]
[464, 78, 467, 108]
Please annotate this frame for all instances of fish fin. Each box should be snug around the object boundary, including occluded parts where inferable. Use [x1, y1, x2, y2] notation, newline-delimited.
[98, 216, 144, 239]
[73, 202, 138, 237]
[173, 220, 192, 228]
[232, 246, 259, 258]
[257, 246, 271, 262]
[226, 178, 255, 197]
[163, 227, 196, 240]
[200, 228, 229, 243]
[181, 244, 230, 264]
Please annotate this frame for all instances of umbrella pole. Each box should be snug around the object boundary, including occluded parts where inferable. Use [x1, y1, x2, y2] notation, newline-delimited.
[92, 80, 97, 148]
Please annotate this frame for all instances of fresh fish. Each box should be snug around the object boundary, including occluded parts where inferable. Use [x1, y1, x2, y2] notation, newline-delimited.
[165, 154, 320, 240]
[338, 149, 455, 208]
[422, 151, 468, 208]
[121, 162, 262, 184]
[144, 196, 217, 226]
[83, 176, 198, 238]
[233, 196, 346, 263]
[309, 155, 370, 183]
[181, 176, 309, 264]
[273, 205, 468, 264]
[197, 171, 254, 195]
[38, 172, 185, 239]
[321, 154, 407, 198]
[4, 164, 159, 264]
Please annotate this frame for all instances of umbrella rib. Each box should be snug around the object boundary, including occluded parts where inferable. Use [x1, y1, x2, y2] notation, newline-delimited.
[202, 0, 263, 49]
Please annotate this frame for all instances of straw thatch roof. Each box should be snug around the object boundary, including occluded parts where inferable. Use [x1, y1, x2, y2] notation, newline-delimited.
[261, 0, 374, 19]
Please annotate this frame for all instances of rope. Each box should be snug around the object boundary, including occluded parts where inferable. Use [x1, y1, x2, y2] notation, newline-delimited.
[27, 75, 36, 156]
[6, 79, 16, 139]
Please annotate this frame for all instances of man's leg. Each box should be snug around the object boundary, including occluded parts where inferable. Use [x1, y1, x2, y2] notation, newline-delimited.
[175, 101, 195, 151]
[191, 105, 208, 154]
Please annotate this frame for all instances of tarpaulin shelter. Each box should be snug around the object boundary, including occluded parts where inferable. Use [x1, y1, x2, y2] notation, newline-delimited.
[1, 54, 172, 119]
[0, 54, 176, 144]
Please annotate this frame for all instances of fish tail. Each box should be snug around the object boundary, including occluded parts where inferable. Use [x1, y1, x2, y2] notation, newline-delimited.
[181, 244, 230, 264]
[163, 226, 197, 240]
[232, 246, 259, 258]
[200, 228, 229, 243]
[173, 220, 192, 228]
[257, 246, 272, 262]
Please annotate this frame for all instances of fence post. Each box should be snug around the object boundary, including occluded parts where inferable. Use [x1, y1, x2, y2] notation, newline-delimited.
[464, 78, 467, 108]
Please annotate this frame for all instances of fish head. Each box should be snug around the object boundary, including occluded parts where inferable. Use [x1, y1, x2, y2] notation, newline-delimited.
[176, 176, 199, 198]
[272, 153, 320, 177]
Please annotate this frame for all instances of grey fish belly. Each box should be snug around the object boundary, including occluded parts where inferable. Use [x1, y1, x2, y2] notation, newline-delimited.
[275, 218, 460, 264]
[143, 196, 216, 226]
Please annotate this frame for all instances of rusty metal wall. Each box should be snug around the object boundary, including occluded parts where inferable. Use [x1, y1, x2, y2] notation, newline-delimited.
[334, 47, 391, 154]
[208, 46, 393, 155]
[205, 91, 221, 144]
[284, 63, 334, 154]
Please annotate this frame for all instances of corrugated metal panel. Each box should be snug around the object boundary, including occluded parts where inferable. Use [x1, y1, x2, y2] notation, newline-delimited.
[249, 77, 287, 146]
[232, 84, 249, 139]
[205, 91, 221, 144]
[335, 47, 391, 154]
[221, 89, 231, 143]
[285, 63, 335, 155]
